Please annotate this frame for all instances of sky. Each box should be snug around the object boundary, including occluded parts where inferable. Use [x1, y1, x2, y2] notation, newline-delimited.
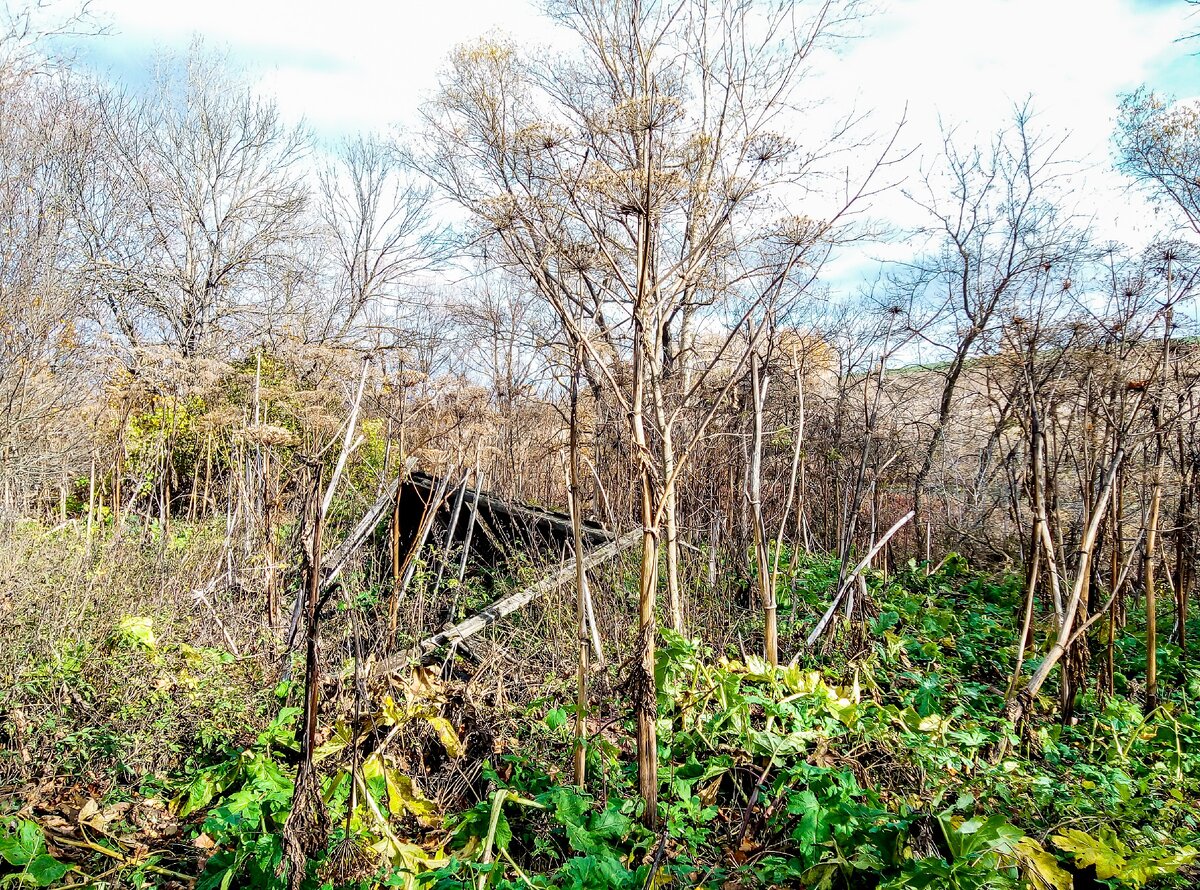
[52, 0, 1200, 296]
[59, 1, 1200, 135]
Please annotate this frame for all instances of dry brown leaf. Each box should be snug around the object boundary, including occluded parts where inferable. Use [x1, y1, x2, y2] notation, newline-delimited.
[698, 776, 723, 807]
[76, 799, 99, 824]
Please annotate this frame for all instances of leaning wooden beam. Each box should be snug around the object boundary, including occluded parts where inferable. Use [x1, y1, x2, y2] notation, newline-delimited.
[323, 476, 402, 586]
[368, 528, 642, 679]
[324, 457, 421, 586]
[802, 510, 915, 649]
[286, 460, 415, 649]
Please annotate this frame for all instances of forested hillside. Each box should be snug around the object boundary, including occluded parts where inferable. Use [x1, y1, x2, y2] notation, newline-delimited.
[1, 2, 1198, 888]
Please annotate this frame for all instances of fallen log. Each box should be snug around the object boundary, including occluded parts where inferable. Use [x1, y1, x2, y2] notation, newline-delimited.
[368, 528, 642, 679]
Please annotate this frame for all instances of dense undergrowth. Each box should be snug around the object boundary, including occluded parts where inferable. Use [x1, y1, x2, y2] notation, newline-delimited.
[1, 526, 1198, 889]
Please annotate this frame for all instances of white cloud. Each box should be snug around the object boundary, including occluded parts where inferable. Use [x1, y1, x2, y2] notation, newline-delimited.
[68, 0, 1200, 269]
[79, 1, 1192, 134]
[805, 0, 1197, 287]
[79, 0, 562, 134]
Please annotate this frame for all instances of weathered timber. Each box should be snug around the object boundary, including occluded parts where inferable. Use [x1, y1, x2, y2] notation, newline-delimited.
[402, 470, 612, 556]
[368, 528, 641, 679]
[323, 476, 402, 586]
[286, 462, 413, 651]
[802, 510, 915, 648]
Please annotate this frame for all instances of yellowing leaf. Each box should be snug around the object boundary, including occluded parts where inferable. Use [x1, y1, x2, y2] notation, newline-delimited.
[380, 694, 406, 726]
[313, 720, 353, 763]
[385, 772, 439, 826]
[646, 865, 673, 889]
[918, 714, 947, 733]
[742, 654, 772, 679]
[118, 616, 157, 649]
[370, 836, 447, 889]
[425, 716, 464, 758]
[1052, 827, 1127, 880]
[180, 643, 205, 667]
[825, 694, 858, 726]
[1016, 836, 1072, 890]
[780, 666, 822, 695]
[362, 753, 441, 826]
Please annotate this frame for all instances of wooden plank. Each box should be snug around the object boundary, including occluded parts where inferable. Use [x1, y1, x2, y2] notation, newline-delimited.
[323, 476, 401, 586]
[368, 528, 642, 678]
[405, 471, 613, 546]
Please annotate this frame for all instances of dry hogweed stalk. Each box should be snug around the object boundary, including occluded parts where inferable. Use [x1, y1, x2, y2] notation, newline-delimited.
[322, 609, 378, 885]
[280, 466, 331, 889]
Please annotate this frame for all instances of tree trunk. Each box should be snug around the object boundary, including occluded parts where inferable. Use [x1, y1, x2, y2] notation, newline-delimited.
[631, 121, 658, 827]
[748, 351, 776, 666]
[662, 425, 684, 634]
[1009, 448, 1123, 727]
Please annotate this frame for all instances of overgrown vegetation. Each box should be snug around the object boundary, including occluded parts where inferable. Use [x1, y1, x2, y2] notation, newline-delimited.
[2, 525, 1196, 889]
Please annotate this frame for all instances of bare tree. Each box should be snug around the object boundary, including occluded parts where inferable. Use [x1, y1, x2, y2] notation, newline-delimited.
[899, 105, 1086, 535]
[420, 0, 898, 824]
[1, 1, 102, 70]
[86, 46, 309, 355]
[1116, 88, 1200, 236]
[0, 61, 96, 510]
[316, 134, 444, 340]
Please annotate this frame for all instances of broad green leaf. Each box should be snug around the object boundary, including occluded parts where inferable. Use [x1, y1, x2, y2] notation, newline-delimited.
[1124, 846, 1200, 887]
[542, 786, 590, 829]
[25, 854, 71, 887]
[175, 770, 223, 818]
[492, 809, 512, 852]
[0, 821, 45, 867]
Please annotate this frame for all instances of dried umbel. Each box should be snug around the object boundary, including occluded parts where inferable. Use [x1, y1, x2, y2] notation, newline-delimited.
[243, 423, 297, 447]
[278, 760, 330, 889]
[579, 159, 686, 210]
[196, 407, 241, 432]
[606, 93, 684, 134]
[512, 121, 570, 153]
[481, 192, 522, 231]
[744, 131, 796, 165]
[776, 214, 827, 250]
[322, 832, 379, 885]
[555, 239, 603, 276]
